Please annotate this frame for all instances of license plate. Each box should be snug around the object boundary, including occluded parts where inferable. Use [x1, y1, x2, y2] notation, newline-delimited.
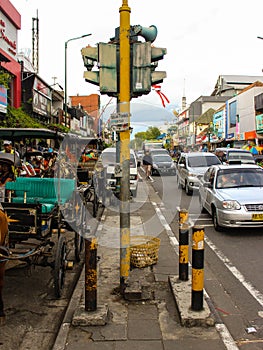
[252, 213, 263, 221]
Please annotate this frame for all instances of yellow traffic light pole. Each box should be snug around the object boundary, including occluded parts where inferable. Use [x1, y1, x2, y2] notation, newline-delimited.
[119, 0, 131, 293]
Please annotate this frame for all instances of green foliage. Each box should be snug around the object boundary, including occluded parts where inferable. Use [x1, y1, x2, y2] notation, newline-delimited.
[145, 126, 161, 140]
[134, 126, 161, 141]
[0, 106, 45, 128]
[0, 70, 12, 88]
[134, 131, 147, 141]
[48, 123, 70, 133]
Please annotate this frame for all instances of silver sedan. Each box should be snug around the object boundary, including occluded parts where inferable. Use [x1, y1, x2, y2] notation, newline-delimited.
[199, 164, 263, 231]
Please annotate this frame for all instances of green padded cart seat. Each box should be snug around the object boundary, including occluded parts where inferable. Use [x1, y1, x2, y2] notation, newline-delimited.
[6, 177, 76, 213]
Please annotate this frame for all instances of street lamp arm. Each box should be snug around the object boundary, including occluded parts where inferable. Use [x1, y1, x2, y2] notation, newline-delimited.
[64, 33, 92, 128]
[65, 33, 92, 48]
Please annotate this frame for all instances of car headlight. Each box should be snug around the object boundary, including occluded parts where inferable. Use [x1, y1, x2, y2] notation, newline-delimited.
[222, 200, 241, 210]
[188, 172, 198, 177]
[153, 163, 158, 169]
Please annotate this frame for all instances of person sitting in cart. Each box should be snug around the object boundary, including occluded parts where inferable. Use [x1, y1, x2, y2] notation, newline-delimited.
[0, 162, 15, 186]
[80, 148, 98, 162]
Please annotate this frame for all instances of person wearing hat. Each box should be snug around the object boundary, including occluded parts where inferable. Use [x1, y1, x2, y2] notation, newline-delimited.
[1, 141, 19, 157]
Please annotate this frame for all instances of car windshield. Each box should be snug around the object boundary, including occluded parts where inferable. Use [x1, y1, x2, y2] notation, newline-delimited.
[152, 155, 172, 162]
[228, 151, 254, 161]
[216, 168, 263, 189]
[101, 151, 136, 168]
[188, 156, 220, 167]
[150, 150, 168, 154]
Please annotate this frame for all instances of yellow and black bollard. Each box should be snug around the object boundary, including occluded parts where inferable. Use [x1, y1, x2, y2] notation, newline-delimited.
[179, 208, 189, 225]
[191, 225, 205, 311]
[179, 223, 189, 281]
[85, 237, 97, 312]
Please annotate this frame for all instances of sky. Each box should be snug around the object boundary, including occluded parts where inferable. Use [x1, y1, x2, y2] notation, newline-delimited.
[9, 0, 263, 136]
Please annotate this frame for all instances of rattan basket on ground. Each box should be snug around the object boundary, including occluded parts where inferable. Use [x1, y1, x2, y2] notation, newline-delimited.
[130, 235, 161, 268]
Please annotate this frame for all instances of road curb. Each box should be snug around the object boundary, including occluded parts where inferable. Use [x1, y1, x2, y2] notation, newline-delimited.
[52, 267, 85, 350]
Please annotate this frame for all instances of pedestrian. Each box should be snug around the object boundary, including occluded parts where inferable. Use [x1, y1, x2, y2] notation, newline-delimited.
[142, 151, 153, 179]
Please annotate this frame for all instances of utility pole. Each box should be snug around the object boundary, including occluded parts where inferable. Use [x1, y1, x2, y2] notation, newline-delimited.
[119, 0, 131, 294]
[80, 0, 167, 296]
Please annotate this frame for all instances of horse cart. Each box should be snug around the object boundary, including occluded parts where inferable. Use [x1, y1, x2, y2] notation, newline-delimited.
[0, 129, 101, 310]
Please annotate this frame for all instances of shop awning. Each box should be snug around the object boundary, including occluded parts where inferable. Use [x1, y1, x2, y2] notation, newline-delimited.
[0, 53, 10, 63]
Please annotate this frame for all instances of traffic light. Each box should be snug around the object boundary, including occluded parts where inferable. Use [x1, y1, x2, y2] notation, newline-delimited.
[81, 43, 118, 96]
[150, 46, 167, 85]
[131, 42, 167, 97]
[81, 26, 166, 98]
[132, 42, 152, 97]
[81, 45, 99, 86]
[98, 43, 118, 96]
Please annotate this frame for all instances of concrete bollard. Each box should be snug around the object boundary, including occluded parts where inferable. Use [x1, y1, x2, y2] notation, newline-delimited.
[191, 225, 205, 311]
[179, 224, 189, 281]
[85, 237, 97, 312]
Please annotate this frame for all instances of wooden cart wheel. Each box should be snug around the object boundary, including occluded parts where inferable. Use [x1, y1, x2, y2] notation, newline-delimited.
[74, 231, 84, 262]
[54, 235, 67, 298]
[92, 190, 99, 217]
[74, 198, 85, 262]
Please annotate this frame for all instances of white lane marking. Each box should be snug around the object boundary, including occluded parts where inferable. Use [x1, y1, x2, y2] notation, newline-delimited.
[205, 236, 263, 308]
[215, 324, 239, 350]
[152, 202, 239, 350]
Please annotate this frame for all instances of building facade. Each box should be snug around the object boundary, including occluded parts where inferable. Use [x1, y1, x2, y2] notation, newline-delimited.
[0, 0, 21, 112]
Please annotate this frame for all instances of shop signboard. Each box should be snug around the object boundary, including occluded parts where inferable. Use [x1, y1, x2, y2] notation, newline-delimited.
[0, 85, 7, 114]
[0, 11, 18, 58]
[256, 114, 263, 133]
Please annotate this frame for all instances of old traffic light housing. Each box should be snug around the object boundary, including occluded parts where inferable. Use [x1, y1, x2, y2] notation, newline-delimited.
[81, 25, 167, 98]
[150, 46, 167, 85]
[132, 42, 152, 97]
[81, 43, 118, 96]
[98, 43, 118, 96]
[131, 42, 167, 97]
[131, 24, 167, 97]
[81, 45, 99, 86]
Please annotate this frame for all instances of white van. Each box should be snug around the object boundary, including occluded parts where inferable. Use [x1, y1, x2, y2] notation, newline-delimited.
[100, 147, 138, 197]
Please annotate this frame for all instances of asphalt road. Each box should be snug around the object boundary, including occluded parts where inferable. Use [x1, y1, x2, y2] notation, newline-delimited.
[2, 172, 263, 349]
[151, 172, 263, 348]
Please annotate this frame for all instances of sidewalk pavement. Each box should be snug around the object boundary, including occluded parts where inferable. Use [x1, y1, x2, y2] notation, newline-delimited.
[53, 179, 228, 350]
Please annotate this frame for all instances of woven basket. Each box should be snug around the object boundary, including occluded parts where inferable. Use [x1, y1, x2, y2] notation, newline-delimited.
[130, 235, 160, 268]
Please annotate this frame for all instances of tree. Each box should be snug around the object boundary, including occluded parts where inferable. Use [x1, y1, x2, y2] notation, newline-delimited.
[145, 126, 161, 140]
[134, 126, 161, 141]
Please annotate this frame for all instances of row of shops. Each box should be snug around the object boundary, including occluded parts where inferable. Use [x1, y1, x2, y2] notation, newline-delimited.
[173, 81, 263, 153]
[0, 0, 99, 136]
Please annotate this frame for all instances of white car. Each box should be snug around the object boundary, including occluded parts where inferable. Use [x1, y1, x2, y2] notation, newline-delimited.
[199, 164, 263, 231]
[99, 147, 138, 197]
[214, 147, 255, 164]
[177, 152, 221, 195]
